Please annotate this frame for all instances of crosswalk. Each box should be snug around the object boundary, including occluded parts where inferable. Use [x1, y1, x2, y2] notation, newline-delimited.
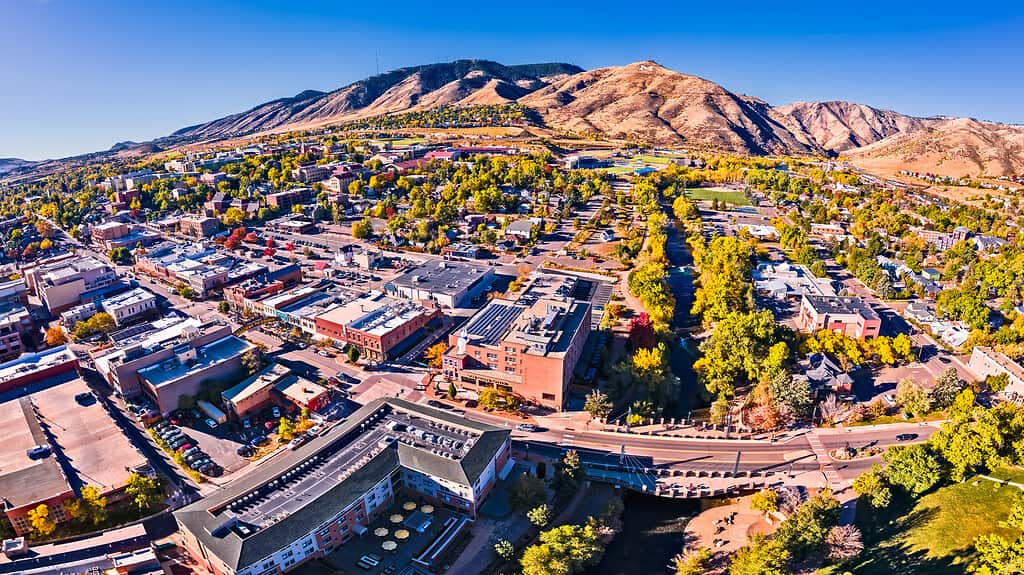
[806, 433, 843, 485]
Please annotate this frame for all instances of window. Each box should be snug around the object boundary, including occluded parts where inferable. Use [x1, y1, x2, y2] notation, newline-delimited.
[542, 393, 556, 401]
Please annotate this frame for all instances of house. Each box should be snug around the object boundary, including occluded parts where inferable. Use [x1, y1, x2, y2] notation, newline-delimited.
[969, 346, 1024, 404]
[504, 218, 540, 242]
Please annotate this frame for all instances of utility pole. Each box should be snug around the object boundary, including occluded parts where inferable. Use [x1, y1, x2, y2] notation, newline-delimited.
[733, 451, 741, 476]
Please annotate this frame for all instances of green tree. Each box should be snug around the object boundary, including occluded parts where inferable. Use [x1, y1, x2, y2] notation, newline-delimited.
[447, 381, 458, 400]
[695, 310, 790, 398]
[583, 390, 612, 421]
[750, 489, 779, 514]
[347, 345, 360, 363]
[882, 443, 942, 495]
[521, 523, 603, 575]
[124, 473, 161, 511]
[510, 474, 547, 510]
[932, 367, 965, 408]
[527, 504, 552, 528]
[352, 217, 373, 239]
[773, 491, 840, 559]
[554, 450, 584, 495]
[691, 235, 754, 324]
[972, 533, 1024, 575]
[895, 377, 932, 418]
[672, 548, 712, 575]
[852, 465, 893, 508]
[217, 301, 231, 314]
[728, 535, 790, 575]
[767, 371, 812, 419]
[73, 312, 116, 339]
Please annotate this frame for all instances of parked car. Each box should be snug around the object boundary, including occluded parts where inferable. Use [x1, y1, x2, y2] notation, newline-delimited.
[896, 433, 918, 442]
[176, 443, 193, 453]
[271, 406, 281, 418]
[515, 423, 538, 432]
[205, 418, 219, 429]
[242, 418, 252, 430]
[74, 391, 94, 405]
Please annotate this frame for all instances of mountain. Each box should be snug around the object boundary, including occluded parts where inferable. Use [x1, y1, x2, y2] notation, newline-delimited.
[170, 60, 583, 141]
[0, 158, 36, 177]
[770, 101, 935, 152]
[842, 117, 1024, 177]
[520, 61, 819, 155]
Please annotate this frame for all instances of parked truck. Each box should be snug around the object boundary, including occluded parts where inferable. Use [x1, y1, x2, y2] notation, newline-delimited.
[197, 400, 228, 425]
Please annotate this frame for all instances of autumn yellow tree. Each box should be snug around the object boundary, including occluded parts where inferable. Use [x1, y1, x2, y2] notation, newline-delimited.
[45, 326, 67, 346]
[424, 343, 449, 369]
[27, 504, 56, 536]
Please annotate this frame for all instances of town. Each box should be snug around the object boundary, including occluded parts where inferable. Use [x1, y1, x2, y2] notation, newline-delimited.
[3, 9, 1024, 572]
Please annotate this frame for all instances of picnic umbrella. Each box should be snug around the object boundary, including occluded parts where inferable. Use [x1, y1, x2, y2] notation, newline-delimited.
[382, 540, 397, 552]
[420, 505, 434, 514]
[394, 529, 410, 540]
[403, 501, 417, 511]
[389, 514, 404, 523]
[373, 528, 388, 537]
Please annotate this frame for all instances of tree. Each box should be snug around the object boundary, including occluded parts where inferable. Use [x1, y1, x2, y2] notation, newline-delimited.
[893, 333, 914, 362]
[554, 450, 583, 495]
[750, 489, 779, 515]
[826, 525, 864, 561]
[520, 523, 603, 575]
[710, 395, 730, 426]
[278, 417, 296, 442]
[672, 547, 712, 575]
[694, 310, 789, 398]
[447, 381, 458, 400]
[45, 326, 67, 346]
[352, 217, 373, 239]
[773, 491, 840, 559]
[932, 367, 965, 408]
[728, 535, 790, 575]
[222, 207, 245, 226]
[27, 504, 56, 537]
[347, 345, 360, 363]
[241, 349, 261, 375]
[73, 312, 116, 339]
[108, 246, 133, 265]
[691, 235, 754, 324]
[510, 474, 547, 510]
[124, 473, 161, 511]
[852, 464, 893, 508]
[217, 301, 231, 314]
[424, 342, 448, 369]
[494, 539, 515, 561]
[79, 485, 107, 525]
[628, 312, 656, 349]
[973, 533, 1024, 575]
[528, 504, 552, 528]
[895, 377, 932, 418]
[766, 371, 812, 419]
[882, 443, 942, 495]
[583, 390, 612, 421]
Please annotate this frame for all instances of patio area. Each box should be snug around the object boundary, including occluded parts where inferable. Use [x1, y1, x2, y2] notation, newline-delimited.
[317, 498, 472, 574]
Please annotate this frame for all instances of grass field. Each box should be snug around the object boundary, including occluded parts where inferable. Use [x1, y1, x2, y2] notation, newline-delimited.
[823, 472, 1023, 575]
[685, 187, 751, 205]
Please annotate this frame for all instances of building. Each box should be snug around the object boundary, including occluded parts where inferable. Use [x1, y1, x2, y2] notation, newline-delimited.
[222, 363, 330, 420]
[0, 374, 149, 535]
[174, 398, 511, 575]
[93, 318, 253, 407]
[504, 218, 540, 242]
[91, 221, 130, 245]
[442, 274, 591, 410]
[0, 305, 31, 361]
[388, 261, 494, 308]
[266, 187, 314, 210]
[314, 292, 440, 362]
[913, 226, 969, 251]
[25, 256, 119, 314]
[968, 346, 1024, 404]
[136, 242, 268, 297]
[200, 172, 228, 186]
[796, 295, 881, 340]
[753, 261, 836, 300]
[101, 287, 159, 326]
[266, 215, 318, 235]
[291, 164, 333, 183]
[181, 215, 221, 238]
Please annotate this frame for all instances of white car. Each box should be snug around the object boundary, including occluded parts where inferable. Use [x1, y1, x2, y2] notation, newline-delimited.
[515, 423, 538, 432]
[205, 418, 219, 429]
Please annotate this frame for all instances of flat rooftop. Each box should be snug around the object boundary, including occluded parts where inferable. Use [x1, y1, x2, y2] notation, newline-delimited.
[32, 376, 147, 492]
[0, 346, 78, 388]
[804, 295, 880, 320]
[0, 396, 70, 509]
[102, 286, 156, 310]
[139, 335, 254, 389]
[223, 363, 292, 406]
[390, 261, 491, 294]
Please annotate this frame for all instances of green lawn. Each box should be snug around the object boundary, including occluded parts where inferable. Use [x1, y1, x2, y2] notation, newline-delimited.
[827, 476, 1023, 575]
[685, 187, 752, 205]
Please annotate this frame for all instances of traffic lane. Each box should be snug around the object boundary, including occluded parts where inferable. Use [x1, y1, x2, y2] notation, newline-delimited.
[816, 424, 938, 452]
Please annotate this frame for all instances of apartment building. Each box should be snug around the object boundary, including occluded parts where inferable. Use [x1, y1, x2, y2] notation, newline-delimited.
[180, 215, 221, 238]
[101, 287, 159, 326]
[266, 187, 314, 210]
[968, 346, 1024, 404]
[291, 164, 333, 183]
[174, 398, 510, 575]
[797, 295, 882, 340]
[442, 274, 591, 410]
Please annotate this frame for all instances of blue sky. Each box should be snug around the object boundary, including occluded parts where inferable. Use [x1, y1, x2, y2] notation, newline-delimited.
[2, 0, 1022, 160]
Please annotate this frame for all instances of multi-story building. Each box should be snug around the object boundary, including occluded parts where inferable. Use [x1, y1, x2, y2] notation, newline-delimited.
[968, 346, 1024, 404]
[913, 226, 970, 251]
[25, 256, 119, 314]
[0, 305, 31, 361]
[135, 242, 267, 297]
[442, 274, 591, 410]
[174, 398, 510, 575]
[388, 261, 494, 309]
[266, 187, 314, 210]
[314, 292, 440, 362]
[291, 164, 333, 183]
[93, 318, 255, 411]
[101, 287, 159, 326]
[91, 221, 130, 245]
[180, 215, 221, 238]
[200, 172, 228, 186]
[221, 363, 329, 419]
[797, 295, 881, 340]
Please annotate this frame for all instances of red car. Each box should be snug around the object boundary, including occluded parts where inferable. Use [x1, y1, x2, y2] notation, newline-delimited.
[169, 416, 181, 425]
[176, 443, 193, 453]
